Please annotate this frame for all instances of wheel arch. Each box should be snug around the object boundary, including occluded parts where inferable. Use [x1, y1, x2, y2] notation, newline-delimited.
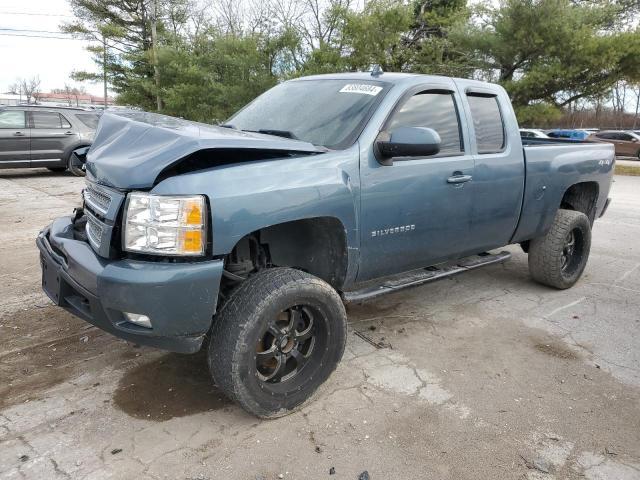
[224, 216, 350, 290]
[559, 181, 599, 225]
[64, 142, 91, 163]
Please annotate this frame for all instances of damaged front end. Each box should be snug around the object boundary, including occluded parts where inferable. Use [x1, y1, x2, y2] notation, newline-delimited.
[85, 111, 322, 189]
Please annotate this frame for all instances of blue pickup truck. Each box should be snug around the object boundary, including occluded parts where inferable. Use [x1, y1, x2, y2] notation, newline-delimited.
[37, 72, 614, 417]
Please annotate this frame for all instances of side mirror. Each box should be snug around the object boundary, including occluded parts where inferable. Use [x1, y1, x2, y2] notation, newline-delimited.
[375, 126, 441, 165]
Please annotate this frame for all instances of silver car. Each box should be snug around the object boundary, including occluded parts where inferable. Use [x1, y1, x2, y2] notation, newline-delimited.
[0, 105, 99, 175]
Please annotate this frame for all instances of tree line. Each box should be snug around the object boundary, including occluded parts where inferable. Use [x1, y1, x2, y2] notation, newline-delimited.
[64, 0, 640, 126]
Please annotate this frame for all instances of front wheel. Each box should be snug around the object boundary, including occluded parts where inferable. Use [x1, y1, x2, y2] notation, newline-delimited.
[528, 209, 591, 289]
[208, 268, 347, 418]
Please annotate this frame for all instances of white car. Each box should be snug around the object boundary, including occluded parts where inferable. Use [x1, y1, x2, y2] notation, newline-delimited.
[520, 128, 549, 139]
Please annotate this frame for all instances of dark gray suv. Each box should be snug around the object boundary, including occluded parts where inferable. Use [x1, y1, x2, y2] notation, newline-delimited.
[0, 106, 99, 175]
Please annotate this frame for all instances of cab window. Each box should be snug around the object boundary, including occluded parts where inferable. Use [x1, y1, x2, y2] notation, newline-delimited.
[466, 94, 505, 153]
[386, 91, 463, 156]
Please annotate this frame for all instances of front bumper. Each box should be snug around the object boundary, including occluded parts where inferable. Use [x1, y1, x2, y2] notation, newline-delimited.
[36, 216, 224, 353]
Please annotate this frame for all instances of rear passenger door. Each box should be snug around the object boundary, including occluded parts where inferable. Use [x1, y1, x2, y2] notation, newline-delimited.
[28, 111, 76, 167]
[461, 89, 525, 251]
[0, 110, 30, 167]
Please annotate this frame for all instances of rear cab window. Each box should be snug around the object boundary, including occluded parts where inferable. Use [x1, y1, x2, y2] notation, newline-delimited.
[466, 94, 505, 153]
[0, 110, 26, 128]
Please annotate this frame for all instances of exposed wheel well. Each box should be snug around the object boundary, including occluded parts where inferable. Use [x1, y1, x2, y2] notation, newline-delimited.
[560, 182, 599, 225]
[221, 217, 348, 298]
[65, 144, 91, 163]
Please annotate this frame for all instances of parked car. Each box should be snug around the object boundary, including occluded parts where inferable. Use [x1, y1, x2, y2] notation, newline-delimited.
[547, 129, 590, 141]
[588, 130, 640, 159]
[520, 128, 549, 139]
[0, 105, 99, 175]
[37, 72, 614, 418]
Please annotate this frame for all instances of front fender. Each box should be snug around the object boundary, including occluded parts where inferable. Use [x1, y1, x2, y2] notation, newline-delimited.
[151, 151, 360, 279]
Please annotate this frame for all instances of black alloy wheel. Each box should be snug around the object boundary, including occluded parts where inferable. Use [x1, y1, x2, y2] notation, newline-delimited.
[208, 268, 347, 418]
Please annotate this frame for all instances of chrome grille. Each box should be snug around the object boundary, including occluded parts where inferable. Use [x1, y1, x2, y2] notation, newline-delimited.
[84, 183, 112, 215]
[81, 181, 125, 258]
[86, 213, 104, 250]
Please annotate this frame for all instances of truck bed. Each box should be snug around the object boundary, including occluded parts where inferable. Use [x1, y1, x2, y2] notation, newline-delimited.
[510, 139, 615, 244]
[521, 137, 595, 146]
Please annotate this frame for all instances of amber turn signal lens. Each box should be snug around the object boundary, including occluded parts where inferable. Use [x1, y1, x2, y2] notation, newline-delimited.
[185, 202, 203, 225]
[181, 230, 203, 253]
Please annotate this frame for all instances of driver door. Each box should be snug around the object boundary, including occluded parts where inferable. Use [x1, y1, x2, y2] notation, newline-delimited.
[358, 86, 475, 281]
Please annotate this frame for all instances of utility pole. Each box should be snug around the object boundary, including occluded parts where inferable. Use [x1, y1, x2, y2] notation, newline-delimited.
[103, 35, 108, 108]
[151, 0, 161, 111]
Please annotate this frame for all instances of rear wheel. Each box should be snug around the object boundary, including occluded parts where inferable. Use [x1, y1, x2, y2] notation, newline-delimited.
[528, 209, 591, 289]
[208, 267, 347, 418]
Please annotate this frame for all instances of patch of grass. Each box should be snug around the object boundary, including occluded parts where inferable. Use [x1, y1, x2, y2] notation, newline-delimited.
[615, 164, 640, 176]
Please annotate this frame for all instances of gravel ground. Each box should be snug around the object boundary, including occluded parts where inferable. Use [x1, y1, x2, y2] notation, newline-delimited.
[0, 168, 639, 480]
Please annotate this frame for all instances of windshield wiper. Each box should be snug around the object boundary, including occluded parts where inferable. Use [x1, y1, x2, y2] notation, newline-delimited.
[244, 129, 299, 140]
[219, 123, 237, 129]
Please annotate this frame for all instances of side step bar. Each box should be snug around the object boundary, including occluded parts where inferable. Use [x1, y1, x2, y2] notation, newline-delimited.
[342, 251, 511, 303]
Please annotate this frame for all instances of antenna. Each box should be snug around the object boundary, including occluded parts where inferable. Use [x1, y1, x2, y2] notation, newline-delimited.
[370, 64, 384, 77]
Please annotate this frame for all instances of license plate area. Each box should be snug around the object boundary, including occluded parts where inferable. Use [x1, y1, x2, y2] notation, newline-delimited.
[40, 253, 72, 305]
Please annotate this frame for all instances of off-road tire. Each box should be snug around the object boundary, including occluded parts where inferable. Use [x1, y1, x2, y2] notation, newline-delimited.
[208, 267, 347, 418]
[528, 209, 591, 289]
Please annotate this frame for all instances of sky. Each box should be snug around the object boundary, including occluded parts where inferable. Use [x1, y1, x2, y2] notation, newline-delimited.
[0, 0, 101, 95]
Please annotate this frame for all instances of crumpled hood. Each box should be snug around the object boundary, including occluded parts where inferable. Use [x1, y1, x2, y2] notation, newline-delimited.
[86, 111, 322, 189]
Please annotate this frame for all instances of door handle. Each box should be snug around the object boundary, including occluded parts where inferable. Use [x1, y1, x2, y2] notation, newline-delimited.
[447, 174, 473, 184]
[13, 131, 25, 136]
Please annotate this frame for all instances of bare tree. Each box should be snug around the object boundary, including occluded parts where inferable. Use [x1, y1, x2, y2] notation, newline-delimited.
[18, 76, 41, 104]
[299, 0, 352, 49]
[7, 81, 21, 95]
[612, 80, 628, 129]
[213, 0, 246, 34]
[64, 83, 74, 106]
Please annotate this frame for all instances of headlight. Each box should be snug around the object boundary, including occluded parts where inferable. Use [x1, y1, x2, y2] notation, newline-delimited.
[123, 193, 207, 256]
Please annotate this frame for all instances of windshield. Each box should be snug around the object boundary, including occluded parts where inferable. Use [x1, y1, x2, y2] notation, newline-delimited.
[227, 79, 389, 149]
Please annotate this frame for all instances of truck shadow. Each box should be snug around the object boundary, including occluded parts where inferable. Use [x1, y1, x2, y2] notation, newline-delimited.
[112, 350, 231, 421]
